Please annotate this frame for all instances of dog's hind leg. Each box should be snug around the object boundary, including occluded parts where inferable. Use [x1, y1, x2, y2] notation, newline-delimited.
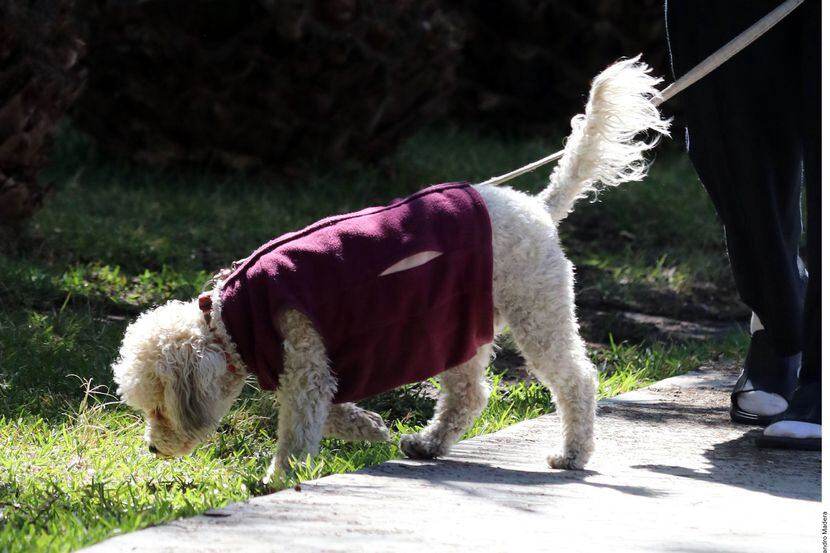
[324, 403, 390, 442]
[265, 310, 337, 482]
[399, 343, 493, 459]
[503, 266, 597, 470]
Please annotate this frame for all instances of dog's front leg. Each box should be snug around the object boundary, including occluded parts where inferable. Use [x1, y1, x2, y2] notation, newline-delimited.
[264, 310, 337, 484]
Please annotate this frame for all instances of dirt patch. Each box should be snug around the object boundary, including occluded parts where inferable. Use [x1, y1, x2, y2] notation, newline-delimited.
[575, 265, 749, 322]
[577, 307, 742, 344]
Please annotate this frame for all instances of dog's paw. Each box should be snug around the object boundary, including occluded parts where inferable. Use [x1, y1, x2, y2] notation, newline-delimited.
[325, 406, 391, 442]
[547, 452, 587, 471]
[263, 453, 303, 486]
[357, 410, 391, 442]
[399, 433, 443, 459]
[262, 456, 281, 486]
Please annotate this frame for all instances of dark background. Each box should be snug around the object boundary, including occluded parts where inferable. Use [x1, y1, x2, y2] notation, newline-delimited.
[1, 0, 667, 228]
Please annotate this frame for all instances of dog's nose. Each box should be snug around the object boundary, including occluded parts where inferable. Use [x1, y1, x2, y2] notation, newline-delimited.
[148, 444, 159, 454]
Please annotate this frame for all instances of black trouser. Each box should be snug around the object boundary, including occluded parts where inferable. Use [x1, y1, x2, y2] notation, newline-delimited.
[665, 0, 820, 382]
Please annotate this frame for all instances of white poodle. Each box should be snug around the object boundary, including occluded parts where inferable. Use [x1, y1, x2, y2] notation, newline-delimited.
[112, 59, 669, 481]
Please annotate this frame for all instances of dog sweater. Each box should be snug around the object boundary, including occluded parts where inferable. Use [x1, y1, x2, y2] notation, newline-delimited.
[217, 182, 494, 404]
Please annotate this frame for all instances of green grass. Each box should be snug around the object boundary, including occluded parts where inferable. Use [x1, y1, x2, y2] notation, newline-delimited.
[0, 125, 746, 552]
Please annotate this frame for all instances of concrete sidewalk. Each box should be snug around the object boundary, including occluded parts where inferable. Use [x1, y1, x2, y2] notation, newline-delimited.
[84, 365, 821, 553]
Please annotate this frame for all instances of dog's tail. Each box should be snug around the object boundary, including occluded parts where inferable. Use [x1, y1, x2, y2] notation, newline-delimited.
[538, 57, 671, 222]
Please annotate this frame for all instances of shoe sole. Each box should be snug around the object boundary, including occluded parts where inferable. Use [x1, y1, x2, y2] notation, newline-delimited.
[729, 407, 777, 427]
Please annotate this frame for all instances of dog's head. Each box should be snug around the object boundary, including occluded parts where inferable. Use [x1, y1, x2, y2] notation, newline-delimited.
[112, 299, 246, 457]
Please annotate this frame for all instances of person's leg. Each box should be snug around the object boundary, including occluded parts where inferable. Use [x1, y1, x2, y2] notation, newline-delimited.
[665, 0, 805, 423]
[760, 0, 821, 449]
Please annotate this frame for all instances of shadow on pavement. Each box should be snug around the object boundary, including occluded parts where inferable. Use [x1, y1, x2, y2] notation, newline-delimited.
[370, 458, 666, 510]
[633, 432, 821, 501]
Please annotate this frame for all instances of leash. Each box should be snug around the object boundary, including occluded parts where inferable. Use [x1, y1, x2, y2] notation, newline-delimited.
[478, 0, 806, 187]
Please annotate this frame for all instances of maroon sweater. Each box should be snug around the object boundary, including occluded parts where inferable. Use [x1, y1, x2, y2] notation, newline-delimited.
[218, 182, 494, 403]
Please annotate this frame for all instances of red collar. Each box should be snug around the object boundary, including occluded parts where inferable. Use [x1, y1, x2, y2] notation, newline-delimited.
[198, 292, 241, 375]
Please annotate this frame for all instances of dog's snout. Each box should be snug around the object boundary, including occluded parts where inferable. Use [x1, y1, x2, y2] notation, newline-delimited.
[148, 444, 159, 454]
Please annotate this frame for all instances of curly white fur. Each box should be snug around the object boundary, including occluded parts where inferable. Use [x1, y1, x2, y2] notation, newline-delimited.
[112, 58, 670, 477]
[540, 57, 670, 221]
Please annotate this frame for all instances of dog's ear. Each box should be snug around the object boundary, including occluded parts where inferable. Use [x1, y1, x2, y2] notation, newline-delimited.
[172, 345, 226, 433]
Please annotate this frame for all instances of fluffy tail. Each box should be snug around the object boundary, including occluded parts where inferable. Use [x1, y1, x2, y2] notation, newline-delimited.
[539, 57, 671, 222]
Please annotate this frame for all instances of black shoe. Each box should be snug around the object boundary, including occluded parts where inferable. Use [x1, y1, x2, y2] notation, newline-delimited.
[730, 330, 800, 426]
[756, 380, 821, 450]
